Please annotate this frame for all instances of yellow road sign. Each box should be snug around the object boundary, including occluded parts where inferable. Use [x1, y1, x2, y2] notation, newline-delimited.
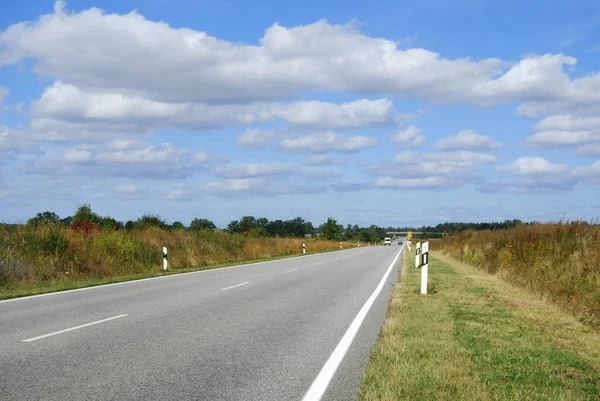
[408, 231, 412, 239]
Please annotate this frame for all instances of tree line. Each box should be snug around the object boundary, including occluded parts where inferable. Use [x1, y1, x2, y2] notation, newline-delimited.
[23, 204, 534, 241]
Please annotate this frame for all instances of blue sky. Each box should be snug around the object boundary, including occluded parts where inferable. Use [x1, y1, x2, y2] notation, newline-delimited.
[1, 0, 599, 228]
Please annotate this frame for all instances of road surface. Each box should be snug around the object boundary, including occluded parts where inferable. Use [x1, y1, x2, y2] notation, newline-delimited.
[0, 244, 404, 401]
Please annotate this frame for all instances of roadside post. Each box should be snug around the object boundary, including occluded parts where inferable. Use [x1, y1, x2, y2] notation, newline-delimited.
[421, 242, 429, 295]
[163, 247, 168, 271]
[407, 240, 411, 252]
[303, 243, 306, 255]
[340, 242, 342, 250]
[357, 242, 360, 247]
[415, 242, 421, 268]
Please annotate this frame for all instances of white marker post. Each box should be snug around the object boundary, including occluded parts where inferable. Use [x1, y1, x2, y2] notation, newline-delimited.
[415, 242, 421, 268]
[421, 242, 429, 295]
[303, 243, 306, 255]
[407, 240, 411, 252]
[340, 242, 343, 250]
[163, 247, 168, 271]
[357, 242, 360, 247]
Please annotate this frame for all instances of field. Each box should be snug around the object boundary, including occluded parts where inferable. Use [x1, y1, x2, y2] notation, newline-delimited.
[0, 223, 350, 299]
[359, 247, 600, 401]
[433, 222, 600, 328]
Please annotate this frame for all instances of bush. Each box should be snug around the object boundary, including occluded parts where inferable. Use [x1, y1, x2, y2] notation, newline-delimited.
[434, 222, 600, 327]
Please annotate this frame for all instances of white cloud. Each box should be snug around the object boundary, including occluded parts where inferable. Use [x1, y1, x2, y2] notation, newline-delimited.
[278, 132, 377, 154]
[0, 3, 594, 107]
[390, 125, 425, 147]
[300, 167, 342, 180]
[395, 150, 497, 168]
[28, 83, 393, 138]
[496, 157, 600, 191]
[270, 98, 393, 130]
[498, 157, 570, 176]
[435, 129, 501, 151]
[0, 86, 8, 103]
[116, 183, 138, 194]
[373, 176, 464, 190]
[305, 154, 334, 166]
[534, 114, 600, 131]
[64, 148, 92, 162]
[211, 163, 295, 179]
[523, 130, 598, 147]
[204, 178, 325, 196]
[234, 129, 277, 149]
[22, 141, 217, 179]
[523, 112, 600, 154]
[367, 150, 497, 191]
[0, 126, 42, 159]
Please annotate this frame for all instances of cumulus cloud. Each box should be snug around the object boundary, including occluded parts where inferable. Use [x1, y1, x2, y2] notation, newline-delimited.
[270, 98, 393, 130]
[523, 112, 600, 154]
[0, 126, 43, 160]
[390, 125, 425, 147]
[0, 86, 8, 103]
[204, 178, 325, 196]
[234, 129, 278, 149]
[435, 129, 501, 151]
[0, 3, 594, 108]
[28, 83, 393, 137]
[21, 141, 217, 179]
[373, 176, 465, 190]
[115, 183, 138, 194]
[211, 163, 295, 179]
[278, 132, 377, 154]
[496, 157, 600, 190]
[498, 157, 570, 176]
[367, 150, 497, 191]
[523, 130, 598, 147]
[305, 154, 334, 166]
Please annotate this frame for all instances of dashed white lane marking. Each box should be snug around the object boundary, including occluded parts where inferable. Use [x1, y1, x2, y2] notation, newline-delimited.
[23, 314, 128, 342]
[220, 282, 250, 291]
[285, 269, 299, 274]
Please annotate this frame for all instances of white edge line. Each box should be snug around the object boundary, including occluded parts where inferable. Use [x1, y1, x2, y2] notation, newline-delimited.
[220, 281, 250, 291]
[22, 314, 128, 342]
[0, 248, 363, 304]
[302, 245, 404, 401]
[285, 269, 300, 273]
[316, 262, 325, 266]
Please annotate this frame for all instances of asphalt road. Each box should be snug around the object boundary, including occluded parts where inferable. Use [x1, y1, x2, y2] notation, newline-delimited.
[0, 243, 404, 401]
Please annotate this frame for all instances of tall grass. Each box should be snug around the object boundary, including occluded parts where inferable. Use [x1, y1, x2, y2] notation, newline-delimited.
[0, 224, 349, 293]
[433, 222, 600, 327]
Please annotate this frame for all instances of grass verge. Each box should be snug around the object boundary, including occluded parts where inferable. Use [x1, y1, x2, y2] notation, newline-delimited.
[359, 247, 600, 401]
[0, 249, 340, 300]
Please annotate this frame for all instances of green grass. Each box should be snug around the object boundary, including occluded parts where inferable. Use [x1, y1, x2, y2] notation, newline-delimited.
[359, 248, 600, 401]
[0, 249, 340, 300]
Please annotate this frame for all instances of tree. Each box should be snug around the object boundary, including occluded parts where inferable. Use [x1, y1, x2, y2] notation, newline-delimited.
[100, 216, 121, 231]
[135, 214, 167, 230]
[125, 220, 135, 231]
[27, 211, 60, 227]
[239, 216, 257, 233]
[227, 220, 241, 233]
[190, 218, 216, 231]
[321, 217, 343, 240]
[171, 221, 186, 230]
[60, 216, 73, 226]
[73, 204, 102, 225]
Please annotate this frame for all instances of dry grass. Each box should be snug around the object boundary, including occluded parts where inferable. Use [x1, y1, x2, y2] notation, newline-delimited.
[433, 222, 600, 328]
[359, 247, 600, 401]
[0, 224, 350, 298]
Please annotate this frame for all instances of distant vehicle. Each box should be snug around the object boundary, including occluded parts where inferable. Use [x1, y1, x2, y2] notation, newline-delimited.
[384, 237, 391, 246]
[398, 240, 402, 245]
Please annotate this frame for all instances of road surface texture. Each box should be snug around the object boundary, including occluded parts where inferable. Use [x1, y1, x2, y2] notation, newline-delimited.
[0, 245, 404, 401]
